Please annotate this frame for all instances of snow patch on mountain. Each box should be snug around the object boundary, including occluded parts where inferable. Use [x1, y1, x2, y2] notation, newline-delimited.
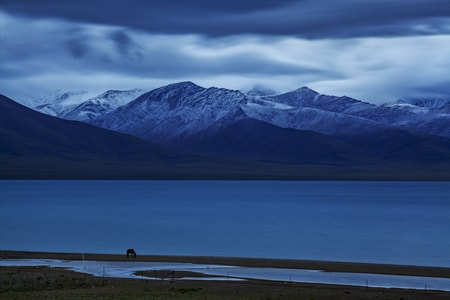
[22, 82, 450, 144]
[31, 90, 99, 116]
[382, 101, 430, 114]
[90, 82, 450, 142]
[241, 103, 386, 136]
[61, 89, 145, 121]
[402, 97, 450, 109]
[95, 82, 248, 145]
[245, 99, 294, 110]
[384, 97, 450, 114]
[264, 88, 376, 115]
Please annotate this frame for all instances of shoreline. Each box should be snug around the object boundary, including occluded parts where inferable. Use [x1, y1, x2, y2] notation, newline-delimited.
[2, 250, 450, 279]
[3, 250, 450, 299]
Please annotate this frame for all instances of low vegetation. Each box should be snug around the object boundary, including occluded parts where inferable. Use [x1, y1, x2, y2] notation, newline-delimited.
[2, 266, 449, 300]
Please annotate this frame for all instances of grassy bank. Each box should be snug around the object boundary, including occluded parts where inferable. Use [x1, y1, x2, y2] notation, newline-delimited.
[2, 265, 449, 300]
[1, 251, 450, 299]
[2, 250, 450, 278]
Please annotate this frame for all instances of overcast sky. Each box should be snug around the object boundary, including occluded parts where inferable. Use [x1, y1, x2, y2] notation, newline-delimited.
[1, 0, 450, 103]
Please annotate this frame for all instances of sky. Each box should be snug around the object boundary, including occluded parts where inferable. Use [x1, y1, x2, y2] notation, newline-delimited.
[1, 0, 450, 104]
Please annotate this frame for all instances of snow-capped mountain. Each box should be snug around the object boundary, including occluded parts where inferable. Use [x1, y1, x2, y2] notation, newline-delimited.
[400, 97, 450, 109]
[384, 97, 450, 114]
[378, 97, 450, 137]
[3, 82, 450, 172]
[85, 82, 450, 148]
[242, 87, 388, 136]
[256, 88, 450, 138]
[15, 90, 89, 110]
[61, 89, 145, 122]
[15, 89, 145, 121]
[94, 82, 247, 145]
[95, 83, 380, 143]
[265, 87, 376, 114]
[32, 90, 98, 116]
[23, 82, 450, 149]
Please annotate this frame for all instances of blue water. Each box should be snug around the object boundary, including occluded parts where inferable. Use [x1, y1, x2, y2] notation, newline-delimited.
[1, 181, 449, 267]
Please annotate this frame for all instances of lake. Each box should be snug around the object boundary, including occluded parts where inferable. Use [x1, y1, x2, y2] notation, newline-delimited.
[1, 180, 449, 267]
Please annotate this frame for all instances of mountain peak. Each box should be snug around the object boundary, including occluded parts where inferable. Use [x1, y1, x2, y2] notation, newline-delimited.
[265, 86, 319, 108]
[133, 81, 205, 110]
[97, 88, 143, 97]
[162, 81, 203, 90]
[297, 86, 317, 93]
[296, 86, 319, 94]
[401, 97, 450, 109]
[61, 89, 145, 122]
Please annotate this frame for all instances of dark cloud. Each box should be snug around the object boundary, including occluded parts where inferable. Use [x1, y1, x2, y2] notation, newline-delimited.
[410, 82, 450, 99]
[67, 36, 89, 59]
[0, 13, 327, 83]
[2, 0, 449, 38]
[1, 3, 449, 104]
[109, 30, 144, 62]
[111, 31, 132, 54]
[61, 27, 142, 64]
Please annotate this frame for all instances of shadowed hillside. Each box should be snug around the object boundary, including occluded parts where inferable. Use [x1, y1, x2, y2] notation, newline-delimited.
[1, 94, 450, 180]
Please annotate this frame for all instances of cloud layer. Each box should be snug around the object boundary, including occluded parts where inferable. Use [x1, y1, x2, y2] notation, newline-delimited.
[1, 1, 450, 103]
[2, 0, 450, 38]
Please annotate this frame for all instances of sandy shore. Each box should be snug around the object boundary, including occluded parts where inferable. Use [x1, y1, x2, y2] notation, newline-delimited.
[2, 250, 450, 279]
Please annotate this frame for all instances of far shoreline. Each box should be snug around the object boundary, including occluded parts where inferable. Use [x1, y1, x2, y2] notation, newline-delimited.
[2, 250, 450, 279]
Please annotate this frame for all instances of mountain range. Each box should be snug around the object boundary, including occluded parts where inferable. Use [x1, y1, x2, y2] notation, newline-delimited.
[1, 82, 450, 179]
[0, 94, 282, 179]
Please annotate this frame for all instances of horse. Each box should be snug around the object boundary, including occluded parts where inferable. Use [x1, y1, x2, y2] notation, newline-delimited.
[126, 248, 137, 258]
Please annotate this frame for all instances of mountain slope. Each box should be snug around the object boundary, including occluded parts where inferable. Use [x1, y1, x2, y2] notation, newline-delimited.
[61, 89, 145, 122]
[241, 101, 387, 136]
[2, 94, 347, 179]
[186, 118, 369, 164]
[32, 90, 98, 116]
[95, 82, 248, 145]
[342, 129, 450, 163]
[0, 94, 168, 158]
[2, 93, 450, 180]
[262, 88, 450, 138]
[0, 94, 212, 178]
[380, 98, 450, 137]
[85, 82, 450, 166]
[94, 82, 387, 143]
[91, 82, 449, 146]
[22, 82, 450, 142]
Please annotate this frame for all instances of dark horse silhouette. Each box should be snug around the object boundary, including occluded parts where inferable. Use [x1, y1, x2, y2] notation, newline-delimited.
[126, 248, 137, 258]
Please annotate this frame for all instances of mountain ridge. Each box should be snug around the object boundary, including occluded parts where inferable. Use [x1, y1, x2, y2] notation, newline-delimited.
[12, 82, 450, 140]
[3, 81, 450, 178]
[94, 82, 248, 145]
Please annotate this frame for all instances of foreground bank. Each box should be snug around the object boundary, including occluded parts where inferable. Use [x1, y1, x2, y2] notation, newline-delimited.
[3, 265, 449, 300]
[2, 251, 450, 278]
[1, 251, 450, 299]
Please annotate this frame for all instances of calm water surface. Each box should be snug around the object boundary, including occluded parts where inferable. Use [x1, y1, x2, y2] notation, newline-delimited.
[1, 181, 449, 267]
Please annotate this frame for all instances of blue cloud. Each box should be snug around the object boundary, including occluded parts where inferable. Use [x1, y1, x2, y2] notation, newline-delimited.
[0, 2, 449, 104]
[1, 0, 449, 38]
